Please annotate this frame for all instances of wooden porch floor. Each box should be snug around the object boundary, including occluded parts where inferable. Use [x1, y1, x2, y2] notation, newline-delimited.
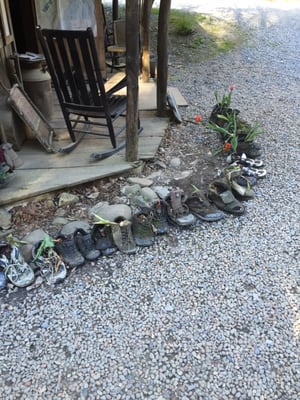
[0, 82, 187, 207]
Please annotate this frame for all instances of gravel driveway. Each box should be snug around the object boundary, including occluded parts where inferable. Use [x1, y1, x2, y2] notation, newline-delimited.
[1, 2, 300, 399]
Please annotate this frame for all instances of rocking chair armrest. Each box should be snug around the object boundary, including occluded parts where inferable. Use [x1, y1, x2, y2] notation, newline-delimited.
[104, 72, 127, 96]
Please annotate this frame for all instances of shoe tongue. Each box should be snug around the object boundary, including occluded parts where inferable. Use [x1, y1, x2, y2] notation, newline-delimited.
[220, 190, 236, 204]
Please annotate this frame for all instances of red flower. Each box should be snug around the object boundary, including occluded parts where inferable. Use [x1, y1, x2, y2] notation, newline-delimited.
[195, 114, 202, 123]
[223, 142, 231, 152]
[230, 84, 235, 91]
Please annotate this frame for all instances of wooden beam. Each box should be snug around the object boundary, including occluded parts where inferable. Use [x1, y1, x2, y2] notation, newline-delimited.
[94, 0, 107, 80]
[125, 0, 140, 161]
[156, 0, 171, 116]
[141, 0, 154, 82]
[112, 0, 119, 20]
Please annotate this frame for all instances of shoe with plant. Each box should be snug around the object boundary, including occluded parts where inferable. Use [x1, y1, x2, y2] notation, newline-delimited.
[149, 200, 169, 235]
[92, 214, 118, 256]
[32, 235, 67, 285]
[132, 211, 155, 247]
[209, 85, 237, 124]
[208, 86, 264, 156]
[111, 218, 137, 254]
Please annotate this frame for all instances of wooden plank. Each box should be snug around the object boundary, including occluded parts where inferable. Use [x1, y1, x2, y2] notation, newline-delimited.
[0, 162, 133, 206]
[0, 108, 169, 207]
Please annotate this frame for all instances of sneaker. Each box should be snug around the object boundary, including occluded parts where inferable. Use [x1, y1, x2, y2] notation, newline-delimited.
[32, 239, 67, 285]
[55, 235, 85, 268]
[74, 229, 100, 261]
[0, 242, 35, 288]
[91, 224, 117, 256]
[0, 270, 7, 289]
[111, 219, 137, 254]
[132, 212, 155, 247]
[150, 200, 169, 234]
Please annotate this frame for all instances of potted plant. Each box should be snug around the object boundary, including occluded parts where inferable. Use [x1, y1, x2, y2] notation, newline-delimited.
[208, 109, 264, 155]
[209, 85, 240, 126]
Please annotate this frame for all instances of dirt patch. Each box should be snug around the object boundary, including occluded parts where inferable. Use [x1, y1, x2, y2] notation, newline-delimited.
[151, 12, 246, 64]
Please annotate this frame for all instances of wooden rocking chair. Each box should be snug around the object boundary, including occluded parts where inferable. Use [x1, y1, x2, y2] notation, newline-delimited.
[37, 26, 128, 159]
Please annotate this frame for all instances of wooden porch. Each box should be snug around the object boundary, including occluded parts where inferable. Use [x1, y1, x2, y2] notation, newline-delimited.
[0, 82, 187, 207]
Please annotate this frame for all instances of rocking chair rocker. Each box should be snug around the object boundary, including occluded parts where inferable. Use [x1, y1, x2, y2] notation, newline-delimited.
[37, 26, 129, 159]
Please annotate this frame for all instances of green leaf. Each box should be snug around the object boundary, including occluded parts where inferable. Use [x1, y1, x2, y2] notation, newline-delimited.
[231, 135, 238, 151]
[34, 234, 55, 260]
[213, 146, 223, 155]
[5, 234, 28, 247]
[191, 184, 200, 193]
[92, 213, 117, 225]
[216, 114, 229, 121]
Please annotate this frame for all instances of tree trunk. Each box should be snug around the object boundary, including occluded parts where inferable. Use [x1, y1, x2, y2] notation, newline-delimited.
[125, 0, 140, 161]
[156, 0, 170, 116]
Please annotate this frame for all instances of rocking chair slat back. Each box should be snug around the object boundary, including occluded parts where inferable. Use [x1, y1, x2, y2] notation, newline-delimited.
[36, 26, 127, 150]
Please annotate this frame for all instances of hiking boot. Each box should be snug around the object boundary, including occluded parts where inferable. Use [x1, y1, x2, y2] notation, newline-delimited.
[91, 224, 117, 256]
[111, 219, 136, 254]
[74, 229, 100, 261]
[55, 234, 85, 268]
[150, 200, 169, 234]
[132, 212, 155, 247]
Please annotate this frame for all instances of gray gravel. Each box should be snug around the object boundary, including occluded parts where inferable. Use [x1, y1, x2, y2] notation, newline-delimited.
[1, 3, 300, 399]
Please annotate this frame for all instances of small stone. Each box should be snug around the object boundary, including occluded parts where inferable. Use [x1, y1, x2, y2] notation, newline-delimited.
[26, 277, 43, 291]
[170, 157, 181, 168]
[121, 184, 141, 196]
[58, 192, 80, 207]
[52, 217, 69, 226]
[127, 177, 153, 187]
[173, 170, 193, 181]
[165, 304, 174, 312]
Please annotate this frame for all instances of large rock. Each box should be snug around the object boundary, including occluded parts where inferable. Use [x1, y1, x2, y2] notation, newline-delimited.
[59, 220, 91, 236]
[89, 203, 132, 222]
[21, 229, 48, 262]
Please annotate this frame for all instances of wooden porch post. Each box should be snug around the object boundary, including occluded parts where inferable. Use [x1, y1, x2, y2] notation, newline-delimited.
[94, 0, 107, 80]
[125, 0, 140, 161]
[141, 0, 154, 82]
[112, 0, 119, 20]
[156, 0, 171, 116]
